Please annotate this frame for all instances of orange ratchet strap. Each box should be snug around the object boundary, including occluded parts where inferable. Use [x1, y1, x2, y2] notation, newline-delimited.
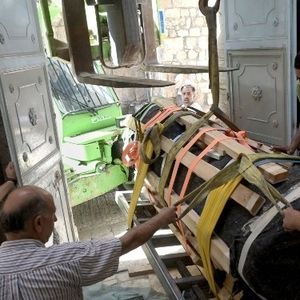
[180, 135, 235, 198]
[144, 105, 181, 129]
[122, 141, 140, 167]
[166, 127, 226, 205]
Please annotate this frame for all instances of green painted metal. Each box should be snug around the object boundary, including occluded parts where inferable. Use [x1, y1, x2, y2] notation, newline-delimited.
[48, 57, 129, 205]
[39, 0, 111, 61]
[39, 0, 55, 57]
[62, 130, 116, 162]
[62, 103, 122, 138]
[37, 1, 131, 206]
[68, 164, 129, 206]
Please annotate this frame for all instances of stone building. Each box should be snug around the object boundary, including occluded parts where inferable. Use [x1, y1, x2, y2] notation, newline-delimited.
[151, 0, 228, 114]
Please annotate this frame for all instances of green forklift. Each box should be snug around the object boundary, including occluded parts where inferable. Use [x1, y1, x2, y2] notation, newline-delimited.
[48, 58, 129, 206]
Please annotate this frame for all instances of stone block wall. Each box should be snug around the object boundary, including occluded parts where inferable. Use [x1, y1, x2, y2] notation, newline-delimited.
[151, 0, 229, 114]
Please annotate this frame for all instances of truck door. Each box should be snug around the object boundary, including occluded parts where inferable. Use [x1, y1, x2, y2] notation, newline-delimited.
[223, 0, 297, 145]
[0, 0, 75, 243]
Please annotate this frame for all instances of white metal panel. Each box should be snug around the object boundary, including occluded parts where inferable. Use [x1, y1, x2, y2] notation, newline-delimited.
[0, 0, 76, 244]
[223, 1, 296, 145]
[0, 65, 58, 176]
[224, 0, 287, 42]
[37, 162, 75, 244]
[228, 49, 286, 144]
[0, 0, 42, 56]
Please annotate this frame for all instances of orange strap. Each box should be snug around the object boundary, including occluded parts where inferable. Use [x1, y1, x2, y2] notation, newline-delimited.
[122, 141, 140, 167]
[178, 130, 252, 198]
[226, 129, 251, 149]
[144, 105, 181, 129]
[166, 127, 224, 206]
[175, 204, 191, 255]
[180, 135, 233, 198]
[179, 134, 232, 253]
[123, 105, 181, 167]
[166, 127, 225, 256]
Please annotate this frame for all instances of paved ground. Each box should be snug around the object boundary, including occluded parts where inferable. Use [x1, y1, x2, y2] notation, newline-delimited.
[72, 191, 169, 300]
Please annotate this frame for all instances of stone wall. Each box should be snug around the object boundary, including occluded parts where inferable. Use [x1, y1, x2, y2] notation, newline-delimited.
[151, 0, 229, 113]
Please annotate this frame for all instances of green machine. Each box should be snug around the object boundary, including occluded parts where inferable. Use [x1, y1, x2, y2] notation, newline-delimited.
[48, 58, 129, 206]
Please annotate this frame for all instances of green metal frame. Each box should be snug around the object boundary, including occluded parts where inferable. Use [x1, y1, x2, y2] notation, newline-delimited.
[47, 55, 129, 206]
[68, 164, 129, 206]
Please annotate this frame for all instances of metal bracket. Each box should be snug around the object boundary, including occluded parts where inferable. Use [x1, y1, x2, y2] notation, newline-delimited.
[62, 0, 174, 88]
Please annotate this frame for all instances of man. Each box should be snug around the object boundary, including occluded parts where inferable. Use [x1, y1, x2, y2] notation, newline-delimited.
[180, 84, 203, 110]
[0, 185, 177, 299]
[272, 52, 300, 154]
[271, 52, 300, 229]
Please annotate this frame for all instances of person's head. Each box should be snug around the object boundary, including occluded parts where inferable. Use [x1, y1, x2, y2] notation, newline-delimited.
[180, 84, 195, 106]
[0, 186, 57, 243]
[294, 52, 300, 100]
[294, 52, 300, 76]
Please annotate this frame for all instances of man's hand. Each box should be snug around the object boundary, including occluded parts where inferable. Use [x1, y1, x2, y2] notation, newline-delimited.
[5, 162, 16, 181]
[271, 145, 292, 154]
[156, 206, 177, 226]
[120, 206, 177, 255]
[282, 207, 300, 231]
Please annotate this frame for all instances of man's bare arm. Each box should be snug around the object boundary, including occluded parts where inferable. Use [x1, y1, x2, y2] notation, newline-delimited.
[272, 127, 300, 154]
[120, 206, 177, 255]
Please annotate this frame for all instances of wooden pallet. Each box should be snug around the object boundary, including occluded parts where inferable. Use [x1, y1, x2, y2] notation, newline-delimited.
[145, 171, 230, 273]
[128, 100, 290, 297]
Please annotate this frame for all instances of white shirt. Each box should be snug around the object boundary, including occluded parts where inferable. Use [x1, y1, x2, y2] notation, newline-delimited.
[0, 238, 121, 300]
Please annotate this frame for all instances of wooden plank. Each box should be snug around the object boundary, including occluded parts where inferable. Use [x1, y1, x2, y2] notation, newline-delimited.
[160, 137, 264, 215]
[128, 264, 154, 277]
[199, 128, 287, 184]
[153, 98, 288, 184]
[146, 172, 230, 273]
[168, 223, 201, 265]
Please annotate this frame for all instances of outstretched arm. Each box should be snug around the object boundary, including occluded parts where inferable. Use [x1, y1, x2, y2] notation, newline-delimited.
[288, 127, 300, 154]
[120, 206, 177, 255]
[272, 126, 300, 154]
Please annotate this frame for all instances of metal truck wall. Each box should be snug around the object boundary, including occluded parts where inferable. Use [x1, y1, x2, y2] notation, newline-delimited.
[0, 0, 75, 243]
[223, 0, 296, 145]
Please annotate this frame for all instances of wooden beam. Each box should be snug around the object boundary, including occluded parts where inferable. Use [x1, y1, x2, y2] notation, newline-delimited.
[146, 172, 230, 273]
[160, 138, 265, 215]
[153, 98, 288, 184]
[168, 223, 201, 265]
[199, 128, 287, 184]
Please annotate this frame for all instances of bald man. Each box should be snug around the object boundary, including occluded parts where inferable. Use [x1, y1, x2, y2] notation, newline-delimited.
[0, 186, 177, 300]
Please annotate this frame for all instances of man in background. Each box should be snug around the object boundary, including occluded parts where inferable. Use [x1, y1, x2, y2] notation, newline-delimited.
[180, 84, 203, 110]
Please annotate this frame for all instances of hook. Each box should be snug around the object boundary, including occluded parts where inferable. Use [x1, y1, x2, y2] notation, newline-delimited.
[198, 0, 221, 16]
